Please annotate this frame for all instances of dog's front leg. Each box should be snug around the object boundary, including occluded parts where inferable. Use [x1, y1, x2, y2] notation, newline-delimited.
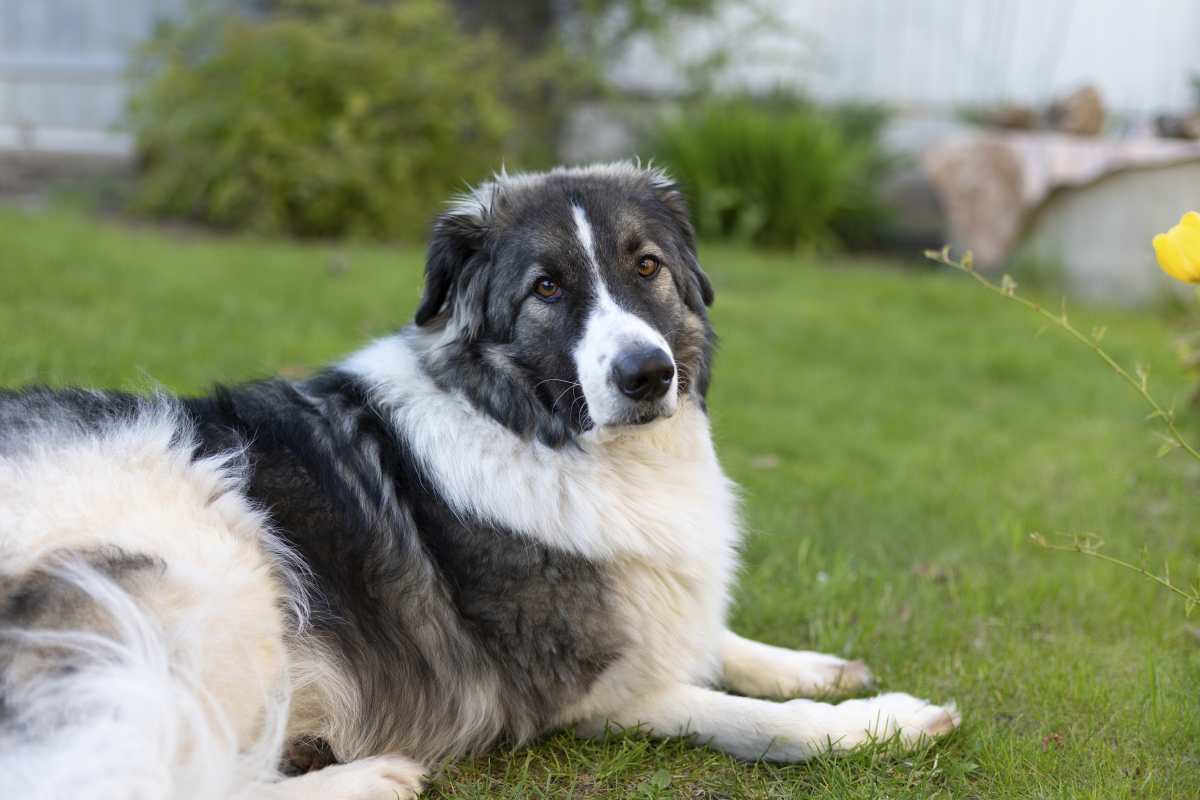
[577, 683, 958, 761]
[721, 630, 872, 698]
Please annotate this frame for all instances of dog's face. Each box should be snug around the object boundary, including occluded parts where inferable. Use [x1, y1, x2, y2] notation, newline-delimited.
[414, 164, 715, 446]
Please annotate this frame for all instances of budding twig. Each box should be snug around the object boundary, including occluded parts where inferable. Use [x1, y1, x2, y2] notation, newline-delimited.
[926, 247, 1200, 615]
[925, 247, 1200, 463]
[1030, 532, 1200, 616]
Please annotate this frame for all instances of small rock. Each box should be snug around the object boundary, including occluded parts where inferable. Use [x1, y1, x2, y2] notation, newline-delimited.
[1155, 112, 1200, 140]
[1049, 85, 1105, 135]
[329, 253, 351, 276]
[983, 106, 1038, 130]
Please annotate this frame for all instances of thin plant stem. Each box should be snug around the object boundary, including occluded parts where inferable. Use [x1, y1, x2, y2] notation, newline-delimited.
[926, 247, 1200, 614]
[925, 247, 1200, 462]
[1030, 532, 1198, 612]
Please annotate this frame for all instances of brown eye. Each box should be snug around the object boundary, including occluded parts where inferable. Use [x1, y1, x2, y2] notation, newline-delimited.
[536, 279, 561, 299]
[637, 257, 659, 277]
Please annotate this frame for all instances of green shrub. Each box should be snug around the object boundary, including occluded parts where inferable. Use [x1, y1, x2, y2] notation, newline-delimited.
[127, 0, 585, 239]
[648, 98, 891, 251]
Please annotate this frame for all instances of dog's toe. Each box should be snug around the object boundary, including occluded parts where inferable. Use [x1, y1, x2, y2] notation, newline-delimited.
[350, 754, 426, 800]
[798, 653, 873, 696]
[871, 692, 960, 745]
[837, 659, 873, 691]
[911, 698, 960, 736]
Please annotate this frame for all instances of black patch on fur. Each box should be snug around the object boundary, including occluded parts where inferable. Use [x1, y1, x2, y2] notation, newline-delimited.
[0, 550, 164, 630]
[184, 372, 625, 763]
[0, 548, 166, 727]
[283, 736, 337, 775]
[0, 387, 156, 456]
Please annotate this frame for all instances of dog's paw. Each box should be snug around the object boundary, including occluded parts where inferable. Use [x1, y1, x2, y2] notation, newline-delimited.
[785, 692, 960, 755]
[278, 754, 426, 800]
[865, 692, 960, 745]
[725, 647, 874, 699]
[352, 754, 426, 800]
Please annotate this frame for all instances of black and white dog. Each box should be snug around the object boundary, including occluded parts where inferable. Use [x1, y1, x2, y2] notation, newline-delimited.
[0, 163, 957, 800]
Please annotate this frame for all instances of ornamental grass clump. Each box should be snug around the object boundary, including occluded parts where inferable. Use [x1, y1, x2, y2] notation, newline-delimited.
[927, 227, 1200, 614]
[649, 98, 891, 251]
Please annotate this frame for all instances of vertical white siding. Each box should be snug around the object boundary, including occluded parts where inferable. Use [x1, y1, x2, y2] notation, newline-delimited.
[0, 0, 186, 131]
[613, 0, 1200, 115]
[5, 0, 1200, 134]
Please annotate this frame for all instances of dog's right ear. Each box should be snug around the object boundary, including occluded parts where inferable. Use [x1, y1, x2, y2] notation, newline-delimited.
[414, 208, 490, 329]
[645, 167, 715, 311]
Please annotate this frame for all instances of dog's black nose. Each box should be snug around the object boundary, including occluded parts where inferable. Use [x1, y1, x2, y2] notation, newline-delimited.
[612, 347, 674, 402]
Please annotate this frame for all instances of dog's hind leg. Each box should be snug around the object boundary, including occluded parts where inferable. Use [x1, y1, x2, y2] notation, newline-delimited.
[274, 755, 426, 800]
[0, 553, 293, 800]
[720, 630, 873, 699]
[576, 682, 958, 761]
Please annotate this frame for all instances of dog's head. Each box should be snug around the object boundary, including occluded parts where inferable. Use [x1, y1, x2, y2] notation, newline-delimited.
[414, 163, 715, 447]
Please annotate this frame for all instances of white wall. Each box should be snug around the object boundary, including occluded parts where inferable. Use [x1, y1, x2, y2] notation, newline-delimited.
[6, 0, 1200, 142]
[0, 0, 186, 134]
[612, 0, 1200, 117]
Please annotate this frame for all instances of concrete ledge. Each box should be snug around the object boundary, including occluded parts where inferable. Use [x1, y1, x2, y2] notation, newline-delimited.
[0, 125, 134, 157]
[1018, 161, 1200, 305]
[0, 125, 135, 197]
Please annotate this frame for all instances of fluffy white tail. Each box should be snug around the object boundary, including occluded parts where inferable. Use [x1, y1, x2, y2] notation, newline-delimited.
[0, 559, 291, 800]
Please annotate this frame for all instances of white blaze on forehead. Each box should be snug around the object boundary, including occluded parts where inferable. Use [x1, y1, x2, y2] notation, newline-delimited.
[572, 204, 601, 280]
[570, 205, 678, 429]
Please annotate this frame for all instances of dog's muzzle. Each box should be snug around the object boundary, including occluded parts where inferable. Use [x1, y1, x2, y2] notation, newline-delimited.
[612, 346, 674, 403]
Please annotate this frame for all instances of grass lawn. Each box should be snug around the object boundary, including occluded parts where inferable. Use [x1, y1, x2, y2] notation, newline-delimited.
[2, 204, 1199, 798]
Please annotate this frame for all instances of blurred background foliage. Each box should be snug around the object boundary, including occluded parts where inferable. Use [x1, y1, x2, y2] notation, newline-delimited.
[128, 0, 592, 238]
[649, 96, 893, 251]
[126, 0, 892, 248]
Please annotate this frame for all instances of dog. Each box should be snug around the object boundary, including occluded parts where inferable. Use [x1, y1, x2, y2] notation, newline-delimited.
[0, 163, 958, 800]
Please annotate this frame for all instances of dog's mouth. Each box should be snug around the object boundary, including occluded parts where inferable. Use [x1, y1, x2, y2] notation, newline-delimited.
[625, 405, 671, 427]
[592, 393, 678, 431]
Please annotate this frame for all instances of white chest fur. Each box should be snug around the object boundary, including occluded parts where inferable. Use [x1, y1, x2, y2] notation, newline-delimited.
[345, 335, 739, 563]
[344, 334, 743, 718]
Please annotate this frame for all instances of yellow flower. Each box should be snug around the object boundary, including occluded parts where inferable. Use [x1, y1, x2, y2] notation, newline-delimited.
[1153, 211, 1200, 284]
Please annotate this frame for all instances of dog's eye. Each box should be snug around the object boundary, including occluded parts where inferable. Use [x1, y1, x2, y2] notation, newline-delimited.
[535, 279, 562, 300]
[637, 257, 659, 278]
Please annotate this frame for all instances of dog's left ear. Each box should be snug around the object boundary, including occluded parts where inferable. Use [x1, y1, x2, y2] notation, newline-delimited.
[646, 170, 715, 311]
[415, 206, 491, 336]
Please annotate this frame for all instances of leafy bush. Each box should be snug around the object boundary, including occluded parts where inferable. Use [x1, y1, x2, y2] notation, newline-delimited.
[648, 98, 892, 250]
[127, 0, 586, 239]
